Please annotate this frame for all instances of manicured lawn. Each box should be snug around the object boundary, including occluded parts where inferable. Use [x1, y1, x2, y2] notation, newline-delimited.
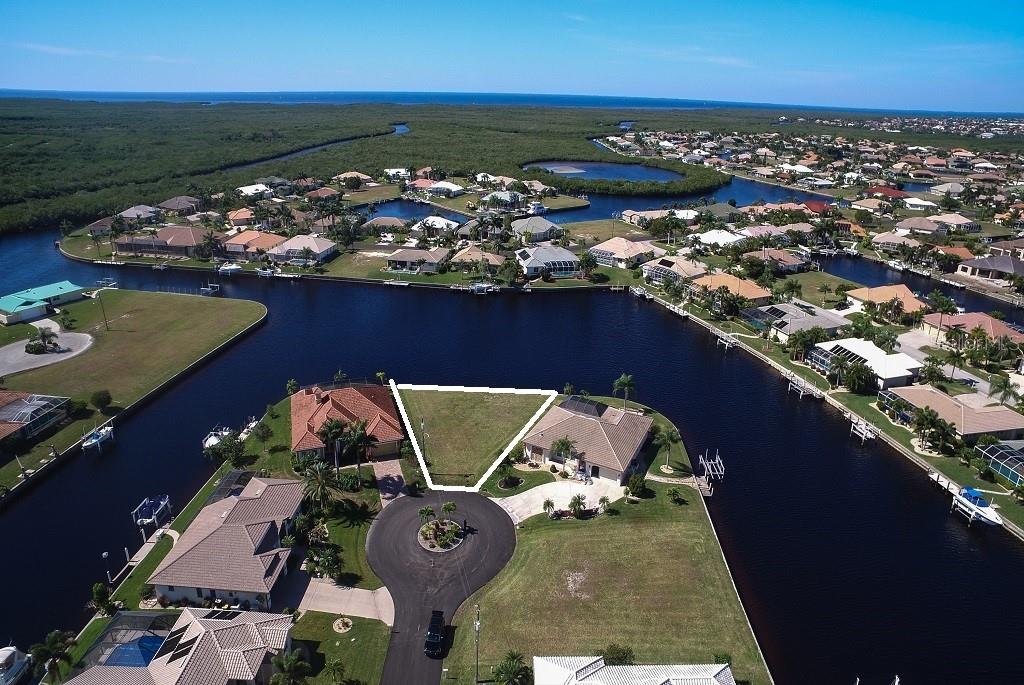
[245, 397, 295, 476]
[479, 466, 555, 496]
[779, 270, 863, 307]
[1, 290, 265, 489]
[341, 183, 401, 205]
[532, 267, 638, 288]
[428, 192, 480, 214]
[694, 254, 733, 270]
[562, 219, 644, 242]
[398, 388, 551, 487]
[291, 611, 390, 685]
[542, 194, 591, 211]
[321, 251, 483, 285]
[327, 485, 383, 590]
[0, 322, 35, 346]
[442, 482, 770, 685]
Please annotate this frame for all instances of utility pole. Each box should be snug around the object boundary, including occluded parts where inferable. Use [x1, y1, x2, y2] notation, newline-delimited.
[474, 604, 481, 683]
[97, 290, 110, 331]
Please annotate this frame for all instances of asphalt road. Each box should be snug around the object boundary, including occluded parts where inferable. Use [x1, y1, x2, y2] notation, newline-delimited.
[366, 491, 516, 685]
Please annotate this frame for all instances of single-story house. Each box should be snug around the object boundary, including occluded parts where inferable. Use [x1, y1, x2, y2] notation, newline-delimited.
[523, 179, 552, 194]
[931, 245, 975, 262]
[65, 608, 294, 685]
[426, 180, 465, 197]
[223, 230, 287, 261]
[450, 245, 505, 271]
[333, 170, 373, 184]
[533, 656, 735, 685]
[290, 385, 404, 460]
[851, 198, 888, 215]
[511, 216, 560, 242]
[384, 168, 411, 180]
[522, 395, 653, 483]
[871, 231, 922, 252]
[929, 213, 980, 233]
[386, 247, 450, 273]
[0, 281, 87, 325]
[304, 187, 339, 201]
[740, 300, 849, 343]
[158, 195, 201, 215]
[186, 210, 222, 225]
[0, 391, 70, 446]
[847, 284, 927, 313]
[990, 238, 1024, 260]
[227, 208, 256, 227]
[86, 216, 114, 236]
[588, 237, 654, 269]
[694, 229, 743, 247]
[115, 226, 215, 258]
[956, 255, 1024, 280]
[363, 216, 407, 231]
[742, 247, 808, 273]
[690, 273, 771, 306]
[516, 245, 581, 278]
[903, 197, 938, 211]
[808, 338, 922, 389]
[267, 235, 337, 263]
[920, 311, 1024, 345]
[702, 202, 743, 221]
[640, 255, 707, 285]
[118, 205, 160, 223]
[480, 190, 525, 207]
[896, 217, 941, 235]
[410, 215, 459, 236]
[930, 182, 965, 197]
[149, 477, 304, 609]
[236, 183, 272, 199]
[879, 385, 1024, 443]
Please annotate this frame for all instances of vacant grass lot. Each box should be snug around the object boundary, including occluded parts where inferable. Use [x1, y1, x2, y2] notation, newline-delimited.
[341, 183, 401, 205]
[1, 290, 265, 489]
[563, 219, 645, 242]
[0, 322, 36, 346]
[443, 482, 769, 684]
[399, 389, 550, 487]
[779, 270, 863, 307]
[542, 195, 591, 211]
[292, 611, 390, 685]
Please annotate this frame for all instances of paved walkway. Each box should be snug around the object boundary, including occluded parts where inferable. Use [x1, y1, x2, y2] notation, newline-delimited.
[0, 318, 93, 376]
[297, 578, 395, 625]
[494, 479, 626, 523]
[372, 459, 405, 507]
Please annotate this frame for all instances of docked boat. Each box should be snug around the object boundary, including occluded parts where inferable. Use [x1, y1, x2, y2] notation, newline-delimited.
[886, 260, 907, 272]
[132, 494, 172, 527]
[952, 487, 1003, 526]
[274, 272, 302, 279]
[526, 200, 548, 215]
[202, 426, 233, 450]
[843, 247, 861, 257]
[94, 277, 118, 288]
[152, 262, 169, 270]
[82, 425, 114, 450]
[907, 266, 931, 277]
[218, 263, 243, 275]
[256, 267, 275, 277]
[469, 282, 500, 294]
[0, 646, 31, 685]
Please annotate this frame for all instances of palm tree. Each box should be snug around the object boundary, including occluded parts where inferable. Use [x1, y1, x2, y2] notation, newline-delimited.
[323, 658, 345, 685]
[375, 371, 387, 385]
[612, 373, 636, 409]
[912, 407, 938, 445]
[990, 374, 1019, 405]
[947, 349, 966, 381]
[543, 498, 555, 518]
[316, 418, 347, 470]
[568, 493, 587, 519]
[270, 649, 311, 685]
[495, 456, 514, 488]
[843, 361, 874, 394]
[817, 282, 832, 305]
[598, 495, 610, 513]
[931, 418, 957, 455]
[302, 461, 339, 514]
[441, 501, 456, 522]
[30, 630, 77, 684]
[32, 326, 58, 348]
[418, 506, 435, 525]
[344, 419, 378, 474]
[550, 436, 576, 469]
[829, 356, 850, 389]
[493, 650, 531, 685]
[653, 427, 681, 468]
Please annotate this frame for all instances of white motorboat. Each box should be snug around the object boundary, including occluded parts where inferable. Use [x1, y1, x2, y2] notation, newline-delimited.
[886, 260, 907, 272]
[82, 425, 114, 450]
[0, 646, 31, 685]
[202, 427, 233, 450]
[843, 247, 861, 257]
[952, 487, 1003, 526]
[218, 263, 243, 275]
[526, 200, 548, 215]
[256, 267, 275, 277]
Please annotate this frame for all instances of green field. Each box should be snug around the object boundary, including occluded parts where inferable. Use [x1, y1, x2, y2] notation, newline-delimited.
[292, 611, 390, 685]
[563, 219, 645, 242]
[0, 322, 36, 346]
[442, 482, 770, 684]
[398, 388, 551, 486]
[342, 183, 401, 205]
[542, 195, 591, 210]
[779, 270, 863, 307]
[1, 290, 265, 489]
[479, 466, 556, 496]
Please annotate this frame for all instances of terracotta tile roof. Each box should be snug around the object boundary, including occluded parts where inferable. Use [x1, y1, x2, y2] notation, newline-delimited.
[890, 385, 1024, 437]
[691, 274, 771, 301]
[921, 312, 1024, 343]
[524, 399, 652, 473]
[847, 284, 927, 312]
[148, 478, 302, 594]
[290, 385, 404, 453]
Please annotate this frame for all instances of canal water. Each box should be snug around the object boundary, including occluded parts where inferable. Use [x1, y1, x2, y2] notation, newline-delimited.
[3, 231, 1024, 683]
[523, 160, 684, 182]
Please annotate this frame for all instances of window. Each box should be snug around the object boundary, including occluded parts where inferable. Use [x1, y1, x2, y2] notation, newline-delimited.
[196, 588, 203, 598]
[167, 586, 175, 592]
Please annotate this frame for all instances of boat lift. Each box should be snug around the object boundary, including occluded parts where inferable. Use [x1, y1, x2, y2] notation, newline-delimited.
[715, 332, 736, 350]
[697, 449, 725, 497]
[786, 373, 823, 400]
[849, 418, 876, 443]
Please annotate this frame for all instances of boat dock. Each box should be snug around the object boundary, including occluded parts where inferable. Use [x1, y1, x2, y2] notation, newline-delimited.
[787, 373, 824, 400]
[849, 418, 876, 443]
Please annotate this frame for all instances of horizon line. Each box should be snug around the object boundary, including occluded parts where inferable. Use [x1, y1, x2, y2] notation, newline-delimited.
[1, 88, 1022, 117]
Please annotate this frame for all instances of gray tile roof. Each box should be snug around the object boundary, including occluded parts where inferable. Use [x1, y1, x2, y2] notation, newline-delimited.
[524, 402, 652, 473]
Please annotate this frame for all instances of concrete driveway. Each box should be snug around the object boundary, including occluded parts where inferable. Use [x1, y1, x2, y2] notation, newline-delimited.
[897, 329, 991, 396]
[274, 569, 395, 625]
[495, 479, 626, 524]
[0, 319, 93, 376]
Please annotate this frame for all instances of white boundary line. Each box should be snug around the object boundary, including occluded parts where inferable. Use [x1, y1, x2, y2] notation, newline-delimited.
[390, 380, 557, 492]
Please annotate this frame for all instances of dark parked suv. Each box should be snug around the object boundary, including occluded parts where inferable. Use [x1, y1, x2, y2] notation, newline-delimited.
[423, 610, 445, 657]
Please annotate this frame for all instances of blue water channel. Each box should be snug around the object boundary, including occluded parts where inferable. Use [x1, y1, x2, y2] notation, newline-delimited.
[1, 172, 1023, 682]
[523, 160, 684, 182]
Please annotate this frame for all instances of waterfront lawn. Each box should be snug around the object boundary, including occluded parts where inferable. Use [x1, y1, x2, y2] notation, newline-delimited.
[321, 251, 482, 285]
[245, 397, 294, 475]
[779, 270, 862, 307]
[0, 322, 35, 346]
[479, 466, 555, 496]
[291, 611, 390, 685]
[428, 192, 480, 214]
[327, 484, 383, 590]
[61, 232, 115, 260]
[341, 183, 400, 205]
[542, 194, 591, 211]
[442, 482, 770, 685]
[532, 267, 638, 288]
[563, 219, 643, 242]
[0, 290, 265, 490]
[643, 410, 692, 477]
[398, 388, 550, 487]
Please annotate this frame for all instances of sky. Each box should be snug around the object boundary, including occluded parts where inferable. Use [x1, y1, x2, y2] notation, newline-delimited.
[2, 0, 1023, 112]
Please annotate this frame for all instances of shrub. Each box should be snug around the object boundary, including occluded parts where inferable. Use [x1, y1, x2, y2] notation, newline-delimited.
[600, 643, 635, 666]
[627, 474, 648, 498]
[549, 465, 558, 473]
[90, 389, 113, 412]
[24, 341, 47, 355]
[338, 472, 361, 492]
